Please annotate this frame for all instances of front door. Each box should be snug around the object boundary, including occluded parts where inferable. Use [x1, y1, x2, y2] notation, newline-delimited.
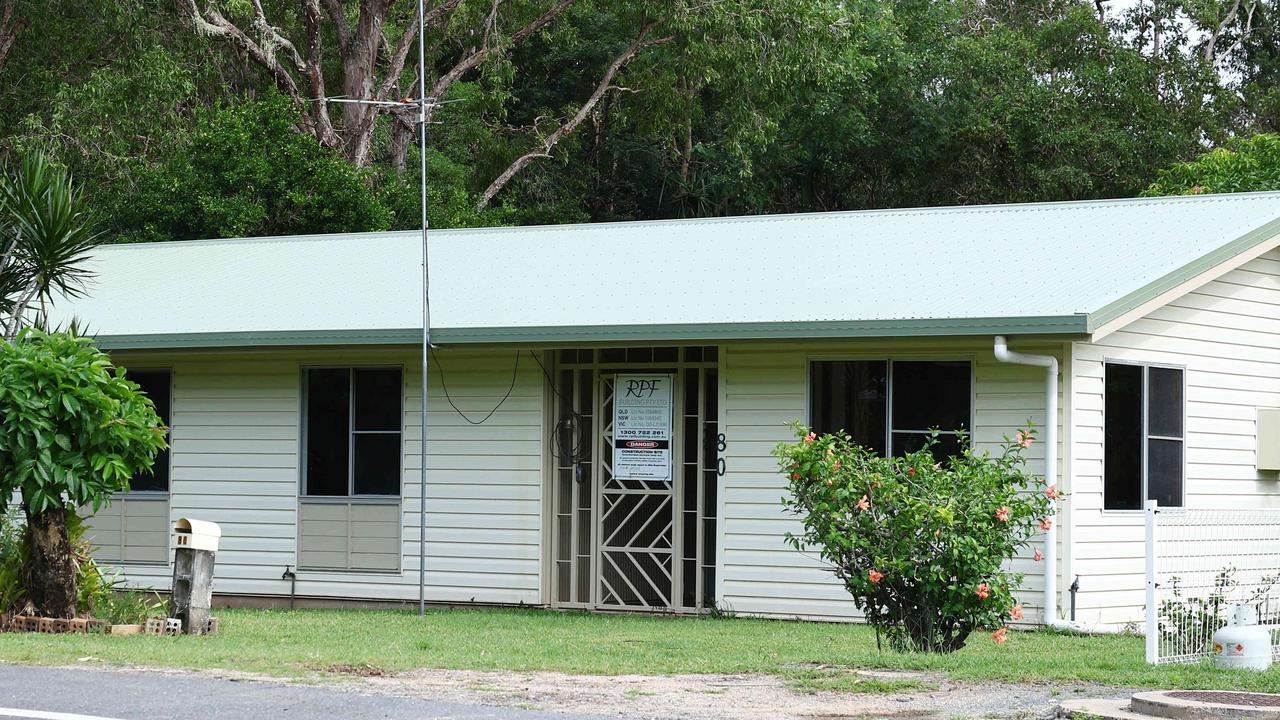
[598, 373, 675, 608]
[549, 347, 719, 612]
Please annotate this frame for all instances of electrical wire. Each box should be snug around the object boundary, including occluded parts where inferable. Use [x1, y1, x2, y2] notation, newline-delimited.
[527, 350, 591, 464]
[430, 347, 520, 425]
[432, 348, 590, 459]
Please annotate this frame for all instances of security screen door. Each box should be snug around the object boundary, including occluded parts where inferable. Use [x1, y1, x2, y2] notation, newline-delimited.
[551, 348, 719, 612]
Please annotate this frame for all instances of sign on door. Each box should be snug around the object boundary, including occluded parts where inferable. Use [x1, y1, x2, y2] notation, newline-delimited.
[613, 374, 673, 480]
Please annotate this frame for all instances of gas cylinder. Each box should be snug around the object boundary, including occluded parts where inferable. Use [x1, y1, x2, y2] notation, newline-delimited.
[1211, 605, 1273, 671]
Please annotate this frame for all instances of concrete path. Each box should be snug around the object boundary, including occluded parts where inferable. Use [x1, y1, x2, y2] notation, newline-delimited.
[0, 665, 614, 720]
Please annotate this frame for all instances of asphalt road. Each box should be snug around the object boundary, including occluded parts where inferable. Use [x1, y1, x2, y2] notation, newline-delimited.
[0, 665, 616, 720]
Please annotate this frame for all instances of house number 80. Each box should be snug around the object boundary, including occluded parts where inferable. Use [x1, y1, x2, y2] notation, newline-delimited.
[716, 434, 727, 477]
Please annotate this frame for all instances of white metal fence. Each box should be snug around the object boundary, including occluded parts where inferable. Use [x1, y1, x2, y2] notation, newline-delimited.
[1145, 500, 1280, 664]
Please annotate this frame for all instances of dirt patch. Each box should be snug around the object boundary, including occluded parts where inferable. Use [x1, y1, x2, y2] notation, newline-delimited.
[323, 663, 392, 678]
[783, 663, 932, 678]
[63, 663, 1129, 719]
[351, 668, 1128, 719]
[803, 707, 936, 712]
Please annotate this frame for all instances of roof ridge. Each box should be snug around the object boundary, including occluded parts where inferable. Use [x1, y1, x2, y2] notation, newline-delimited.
[90, 191, 1280, 250]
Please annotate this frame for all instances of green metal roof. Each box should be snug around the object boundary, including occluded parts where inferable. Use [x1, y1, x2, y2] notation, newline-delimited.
[50, 191, 1280, 349]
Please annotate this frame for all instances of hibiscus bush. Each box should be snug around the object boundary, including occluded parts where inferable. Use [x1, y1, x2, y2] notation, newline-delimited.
[776, 425, 1058, 653]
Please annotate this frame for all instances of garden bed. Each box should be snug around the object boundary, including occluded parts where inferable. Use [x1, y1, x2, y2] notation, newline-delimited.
[0, 613, 218, 636]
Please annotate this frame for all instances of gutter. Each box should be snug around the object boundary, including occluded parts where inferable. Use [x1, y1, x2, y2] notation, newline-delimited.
[88, 315, 1092, 351]
[993, 336, 1103, 633]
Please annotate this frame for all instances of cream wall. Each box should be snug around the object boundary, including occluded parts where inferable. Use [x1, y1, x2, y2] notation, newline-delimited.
[86, 346, 544, 605]
[1069, 248, 1280, 627]
[716, 338, 1067, 622]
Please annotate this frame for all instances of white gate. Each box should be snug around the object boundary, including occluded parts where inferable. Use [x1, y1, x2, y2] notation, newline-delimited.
[1145, 500, 1280, 664]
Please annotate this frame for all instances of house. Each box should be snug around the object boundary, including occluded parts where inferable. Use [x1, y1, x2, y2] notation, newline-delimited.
[55, 191, 1280, 628]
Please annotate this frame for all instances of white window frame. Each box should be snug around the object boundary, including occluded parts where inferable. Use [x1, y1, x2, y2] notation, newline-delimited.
[1101, 359, 1188, 512]
[300, 365, 405, 499]
[805, 355, 976, 457]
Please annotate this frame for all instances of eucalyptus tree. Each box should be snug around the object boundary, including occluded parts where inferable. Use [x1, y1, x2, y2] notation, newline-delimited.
[0, 0, 20, 76]
[703, 0, 1237, 214]
[175, 0, 865, 210]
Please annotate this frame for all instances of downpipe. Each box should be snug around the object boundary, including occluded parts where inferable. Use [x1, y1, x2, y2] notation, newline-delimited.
[993, 336, 1098, 633]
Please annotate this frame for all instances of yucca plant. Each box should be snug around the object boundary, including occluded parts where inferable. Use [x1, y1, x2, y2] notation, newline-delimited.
[0, 151, 101, 341]
[0, 156, 155, 619]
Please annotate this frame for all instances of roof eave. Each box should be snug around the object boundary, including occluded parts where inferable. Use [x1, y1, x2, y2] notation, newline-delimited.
[93, 315, 1091, 350]
[1087, 214, 1280, 336]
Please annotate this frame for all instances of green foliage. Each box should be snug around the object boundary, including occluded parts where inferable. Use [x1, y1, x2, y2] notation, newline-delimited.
[14, 45, 198, 192]
[375, 146, 510, 232]
[0, 330, 166, 515]
[97, 586, 166, 626]
[1145, 134, 1280, 196]
[0, 509, 26, 612]
[492, 0, 1234, 220]
[736, 0, 1227, 212]
[1, 0, 1276, 235]
[115, 95, 395, 243]
[0, 151, 102, 337]
[0, 507, 155, 621]
[775, 426, 1056, 653]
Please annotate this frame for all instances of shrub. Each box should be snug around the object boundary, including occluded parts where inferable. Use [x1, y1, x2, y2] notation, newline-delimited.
[93, 582, 165, 626]
[0, 329, 167, 617]
[775, 425, 1057, 652]
[0, 509, 25, 612]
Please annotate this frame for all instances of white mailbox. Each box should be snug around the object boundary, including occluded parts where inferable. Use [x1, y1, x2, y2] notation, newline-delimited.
[1259, 408, 1280, 472]
[175, 518, 221, 552]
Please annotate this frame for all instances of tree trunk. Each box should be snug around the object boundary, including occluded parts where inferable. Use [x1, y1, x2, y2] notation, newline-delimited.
[390, 117, 413, 175]
[389, 69, 423, 174]
[0, 0, 23, 77]
[476, 23, 670, 209]
[340, 18, 380, 164]
[23, 506, 77, 619]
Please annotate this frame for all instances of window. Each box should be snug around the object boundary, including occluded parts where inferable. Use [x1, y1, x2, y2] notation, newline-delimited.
[85, 369, 171, 564]
[303, 367, 403, 496]
[1104, 363, 1184, 510]
[127, 370, 171, 492]
[810, 360, 972, 460]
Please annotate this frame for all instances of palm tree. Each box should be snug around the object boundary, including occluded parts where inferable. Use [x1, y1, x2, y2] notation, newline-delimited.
[0, 152, 101, 341]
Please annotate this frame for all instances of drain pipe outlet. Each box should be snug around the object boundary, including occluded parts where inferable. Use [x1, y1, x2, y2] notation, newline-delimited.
[992, 336, 1078, 631]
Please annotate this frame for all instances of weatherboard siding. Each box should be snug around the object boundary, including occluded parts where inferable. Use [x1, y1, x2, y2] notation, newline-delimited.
[1070, 248, 1280, 627]
[84, 495, 169, 566]
[718, 338, 1065, 622]
[92, 347, 544, 605]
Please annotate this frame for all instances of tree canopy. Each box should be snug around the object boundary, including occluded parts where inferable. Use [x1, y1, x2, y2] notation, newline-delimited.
[2, 1, 1279, 241]
[1145, 133, 1280, 195]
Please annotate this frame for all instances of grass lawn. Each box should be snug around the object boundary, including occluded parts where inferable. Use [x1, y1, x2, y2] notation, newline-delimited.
[0, 607, 1275, 692]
